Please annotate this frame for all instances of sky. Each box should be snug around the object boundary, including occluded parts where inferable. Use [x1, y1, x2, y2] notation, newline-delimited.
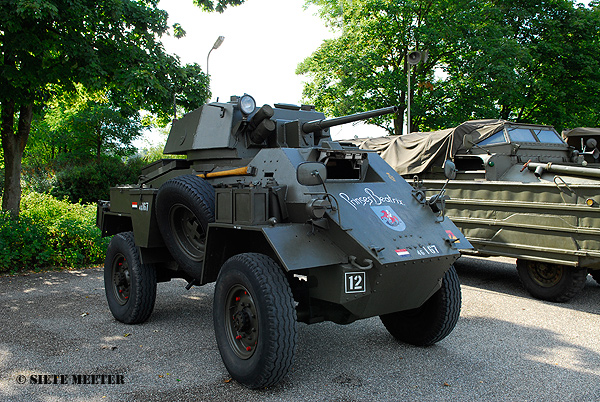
[143, 0, 593, 147]
[140, 0, 386, 146]
[159, 0, 329, 106]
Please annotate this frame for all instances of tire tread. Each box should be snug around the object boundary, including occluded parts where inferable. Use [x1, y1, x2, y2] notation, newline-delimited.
[105, 232, 157, 324]
[238, 253, 297, 388]
[380, 265, 461, 346]
[214, 253, 297, 389]
[155, 175, 215, 273]
[516, 259, 587, 302]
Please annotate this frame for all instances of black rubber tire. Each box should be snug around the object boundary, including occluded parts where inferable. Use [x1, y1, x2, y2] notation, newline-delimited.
[516, 259, 587, 302]
[380, 265, 461, 346]
[590, 269, 600, 285]
[104, 232, 157, 324]
[213, 253, 297, 389]
[155, 175, 215, 277]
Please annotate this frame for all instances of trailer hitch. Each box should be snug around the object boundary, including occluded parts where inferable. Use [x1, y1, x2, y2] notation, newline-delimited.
[349, 255, 373, 270]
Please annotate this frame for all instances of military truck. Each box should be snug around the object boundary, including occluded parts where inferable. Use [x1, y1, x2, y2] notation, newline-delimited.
[96, 94, 471, 388]
[353, 119, 600, 302]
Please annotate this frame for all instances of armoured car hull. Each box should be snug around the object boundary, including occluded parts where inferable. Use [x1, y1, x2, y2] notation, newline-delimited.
[354, 119, 600, 302]
[97, 95, 470, 389]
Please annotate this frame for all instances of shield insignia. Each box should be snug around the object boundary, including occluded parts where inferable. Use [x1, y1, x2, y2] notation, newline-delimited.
[370, 206, 406, 232]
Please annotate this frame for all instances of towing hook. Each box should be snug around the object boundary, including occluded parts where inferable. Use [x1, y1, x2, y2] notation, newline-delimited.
[349, 255, 373, 270]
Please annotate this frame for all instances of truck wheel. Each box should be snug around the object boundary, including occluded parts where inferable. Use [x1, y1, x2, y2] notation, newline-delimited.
[213, 253, 297, 389]
[104, 232, 157, 324]
[380, 265, 461, 346]
[156, 175, 215, 276]
[590, 269, 600, 285]
[516, 259, 587, 302]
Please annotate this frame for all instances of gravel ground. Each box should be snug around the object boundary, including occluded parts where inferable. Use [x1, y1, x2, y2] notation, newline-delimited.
[0, 256, 599, 402]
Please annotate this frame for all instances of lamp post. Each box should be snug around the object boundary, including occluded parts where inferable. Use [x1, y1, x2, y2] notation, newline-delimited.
[406, 50, 427, 134]
[206, 35, 225, 76]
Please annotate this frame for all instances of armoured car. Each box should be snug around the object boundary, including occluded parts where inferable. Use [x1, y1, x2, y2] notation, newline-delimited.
[97, 94, 470, 388]
[353, 119, 600, 302]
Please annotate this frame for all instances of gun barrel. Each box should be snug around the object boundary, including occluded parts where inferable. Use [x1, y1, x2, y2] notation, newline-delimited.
[302, 106, 398, 133]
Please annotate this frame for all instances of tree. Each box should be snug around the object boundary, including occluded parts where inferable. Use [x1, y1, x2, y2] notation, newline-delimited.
[50, 157, 146, 204]
[297, 0, 473, 135]
[298, 0, 600, 135]
[30, 86, 142, 164]
[193, 0, 246, 13]
[440, 0, 600, 132]
[0, 0, 210, 216]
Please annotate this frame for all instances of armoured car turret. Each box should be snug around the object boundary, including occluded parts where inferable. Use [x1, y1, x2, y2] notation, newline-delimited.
[97, 94, 471, 389]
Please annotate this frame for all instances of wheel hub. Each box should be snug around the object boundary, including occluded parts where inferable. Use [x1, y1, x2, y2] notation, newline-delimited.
[233, 309, 252, 332]
[112, 256, 131, 305]
[528, 261, 563, 287]
[169, 204, 205, 261]
[115, 271, 128, 287]
[224, 285, 259, 360]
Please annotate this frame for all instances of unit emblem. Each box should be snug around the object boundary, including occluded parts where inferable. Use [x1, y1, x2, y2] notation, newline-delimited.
[370, 206, 406, 231]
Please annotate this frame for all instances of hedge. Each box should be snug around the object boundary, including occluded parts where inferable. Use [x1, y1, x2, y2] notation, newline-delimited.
[0, 191, 110, 274]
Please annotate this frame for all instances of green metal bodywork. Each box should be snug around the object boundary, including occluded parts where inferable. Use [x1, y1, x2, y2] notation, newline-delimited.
[97, 96, 470, 325]
[360, 120, 600, 273]
[432, 178, 600, 268]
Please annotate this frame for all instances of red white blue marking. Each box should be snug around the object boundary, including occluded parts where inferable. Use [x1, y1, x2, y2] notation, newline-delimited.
[395, 249, 410, 257]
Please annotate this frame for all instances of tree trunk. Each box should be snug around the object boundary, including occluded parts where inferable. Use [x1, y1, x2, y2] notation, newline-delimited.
[96, 127, 103, 162]
[1, 101, 33, 217]
[394, 106, 405, 136]
[500, 105, 511, 120]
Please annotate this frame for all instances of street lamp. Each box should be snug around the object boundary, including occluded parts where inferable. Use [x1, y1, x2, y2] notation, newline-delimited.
[406, 50, 427, 134]
[206, 35, 225, 76]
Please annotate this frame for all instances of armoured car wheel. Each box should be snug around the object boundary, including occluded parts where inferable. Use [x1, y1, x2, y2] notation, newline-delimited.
[104, 232, 157, 324]
[156, 175, 215, 276]
[213, 253, 297, 389]
[590, 269, 600, 285]
[516, 259, 587, 302]
[380, 265, 461, 346]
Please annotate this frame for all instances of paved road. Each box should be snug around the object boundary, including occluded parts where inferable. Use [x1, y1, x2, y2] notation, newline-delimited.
[1, 256, 599, 402]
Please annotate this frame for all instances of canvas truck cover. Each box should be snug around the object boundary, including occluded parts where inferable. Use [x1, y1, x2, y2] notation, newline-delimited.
[562, 127, 600, 138]
[562, 127, 600, 150]
[350, 119, 506, 175]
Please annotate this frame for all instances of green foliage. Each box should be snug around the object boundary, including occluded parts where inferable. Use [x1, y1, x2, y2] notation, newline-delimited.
[299, 0, 470, 134]
[21, 158, 55, 194]
[1, 0, 210, 216]
[26, 86, 143, 168]
[51, 157, 146, 204]
[140, 142, 185, 164]
[438, 0, 600, 132]
[300, 0, 600, 134]
[172, 23, 186, 39]
[0, 192, 109, 273]
[193, 0, 246, 13]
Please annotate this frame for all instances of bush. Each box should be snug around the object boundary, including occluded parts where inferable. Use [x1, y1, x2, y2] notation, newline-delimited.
[22, 160, 55, 194]
[51, 157, 145, 204]
[0, 191, 110, 274]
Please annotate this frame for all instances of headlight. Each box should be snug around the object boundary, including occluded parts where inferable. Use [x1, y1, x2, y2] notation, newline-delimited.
[238, 94, 256, 115]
